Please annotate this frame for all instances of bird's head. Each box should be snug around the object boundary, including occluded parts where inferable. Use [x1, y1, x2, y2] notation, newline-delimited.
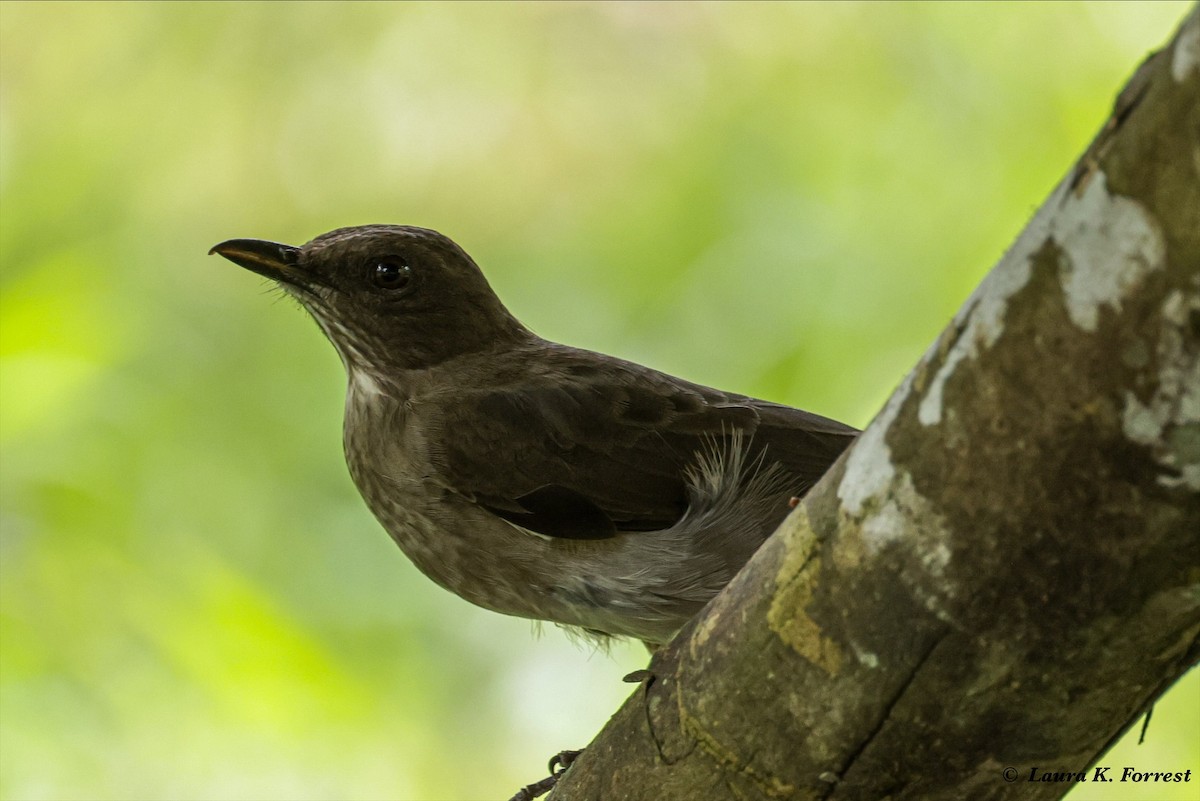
[211, 225, 529, 374]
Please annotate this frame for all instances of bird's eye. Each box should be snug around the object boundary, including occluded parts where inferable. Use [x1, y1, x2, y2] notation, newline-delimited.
[372, 259, 413, 291]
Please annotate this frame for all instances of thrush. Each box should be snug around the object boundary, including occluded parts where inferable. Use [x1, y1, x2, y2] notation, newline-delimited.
[211, 225, 857, 648]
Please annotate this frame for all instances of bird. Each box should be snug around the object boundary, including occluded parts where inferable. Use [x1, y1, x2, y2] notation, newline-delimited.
[210, 225, 858, 649]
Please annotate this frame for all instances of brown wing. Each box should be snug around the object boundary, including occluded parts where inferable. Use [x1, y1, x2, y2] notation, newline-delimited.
[423, 346, 857, 539]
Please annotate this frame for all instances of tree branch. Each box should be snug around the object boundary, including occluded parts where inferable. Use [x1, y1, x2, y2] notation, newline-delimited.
[550, 7, 1200, 800]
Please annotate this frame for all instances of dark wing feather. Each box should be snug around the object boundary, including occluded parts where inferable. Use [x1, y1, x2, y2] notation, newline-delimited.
[423, 345, 856, 539]
[488, 485, 617, 540]
[749, 401, 861, 487]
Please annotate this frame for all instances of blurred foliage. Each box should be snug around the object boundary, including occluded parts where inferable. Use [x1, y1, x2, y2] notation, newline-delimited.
[1, 2, 1196, 800]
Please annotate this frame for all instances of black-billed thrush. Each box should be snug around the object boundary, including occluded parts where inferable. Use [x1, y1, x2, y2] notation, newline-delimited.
[211, 225, 857, 648]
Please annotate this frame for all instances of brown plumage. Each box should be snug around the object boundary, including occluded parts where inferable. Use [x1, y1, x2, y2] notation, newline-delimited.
[211, 225, 857, 648]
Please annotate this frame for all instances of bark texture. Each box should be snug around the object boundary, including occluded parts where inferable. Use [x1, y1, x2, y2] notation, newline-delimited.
[550, 8, 1200, 801]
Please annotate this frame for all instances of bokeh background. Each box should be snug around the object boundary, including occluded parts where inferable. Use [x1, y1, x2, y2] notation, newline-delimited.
[1, 2, 1196, 800]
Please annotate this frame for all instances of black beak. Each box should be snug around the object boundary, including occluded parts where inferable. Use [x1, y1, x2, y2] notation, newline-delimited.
[209, 238, 304, 284]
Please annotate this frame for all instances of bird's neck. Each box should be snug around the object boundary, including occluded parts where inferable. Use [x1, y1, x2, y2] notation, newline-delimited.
[346, 364, 396, 401]
[340, 360, 422, 447]
[341, 364, 417, 504]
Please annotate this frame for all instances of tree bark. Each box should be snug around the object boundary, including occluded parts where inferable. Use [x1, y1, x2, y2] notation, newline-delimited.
[549, 7, 1200, 801]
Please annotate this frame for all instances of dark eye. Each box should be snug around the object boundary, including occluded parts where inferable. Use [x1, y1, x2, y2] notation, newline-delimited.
[372, 258, 413, 291]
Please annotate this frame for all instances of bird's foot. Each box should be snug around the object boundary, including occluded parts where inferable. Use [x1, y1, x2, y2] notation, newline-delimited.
[506, 749, 583, 801]
[549, 749, 583, 773]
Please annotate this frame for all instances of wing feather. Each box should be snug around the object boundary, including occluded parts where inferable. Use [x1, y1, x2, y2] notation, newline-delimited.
[423, 346, 856, 540]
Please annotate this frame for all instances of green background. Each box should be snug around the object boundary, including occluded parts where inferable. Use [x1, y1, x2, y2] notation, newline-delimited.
[1, 2, 1195, 800]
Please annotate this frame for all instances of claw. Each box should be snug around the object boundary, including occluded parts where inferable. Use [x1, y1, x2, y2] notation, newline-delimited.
[507, 748, 584, 801]
[549, 748, 583, 773]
